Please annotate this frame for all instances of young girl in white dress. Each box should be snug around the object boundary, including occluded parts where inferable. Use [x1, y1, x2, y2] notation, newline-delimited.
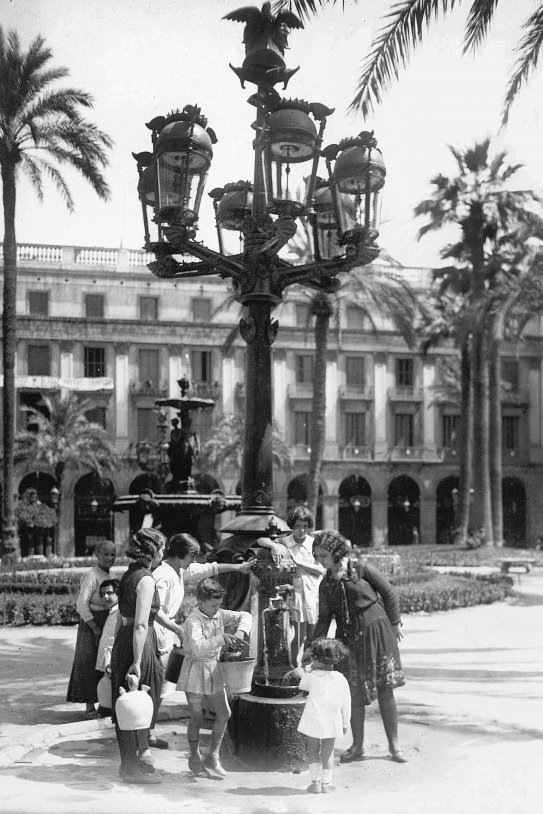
[294, 638, 351, 794]
[178, 578, 252, 779]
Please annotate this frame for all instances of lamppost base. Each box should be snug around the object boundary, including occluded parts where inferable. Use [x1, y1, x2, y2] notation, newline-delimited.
[228, 693, 306, 770]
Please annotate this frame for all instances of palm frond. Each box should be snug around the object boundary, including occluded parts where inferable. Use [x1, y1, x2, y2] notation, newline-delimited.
[463, 0, 500, 53]
[502, 5, 543, 126]
[273, 0, 341, 23]
[349, 0, 458, 117]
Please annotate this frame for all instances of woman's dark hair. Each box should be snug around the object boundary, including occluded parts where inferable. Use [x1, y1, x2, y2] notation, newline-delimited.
[196, 577, 226, 602]
[310, 637, 349, 665]
[100, 578, 120, 594]
[312, 530, 349, 563]
[287, 505, 314, 530]
[167, 532, 201, 560]
[127, 527, 166, 561]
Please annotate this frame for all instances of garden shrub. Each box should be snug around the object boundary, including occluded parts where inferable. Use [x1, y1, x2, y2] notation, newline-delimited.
[398, 572, 512, 614]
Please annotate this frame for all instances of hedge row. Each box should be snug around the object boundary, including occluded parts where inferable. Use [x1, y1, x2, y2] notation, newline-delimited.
[0, 571, 81, 595]
[387, 545, 542, 570]
[397, 572, 513, 613]
[0, 571, 513, 626]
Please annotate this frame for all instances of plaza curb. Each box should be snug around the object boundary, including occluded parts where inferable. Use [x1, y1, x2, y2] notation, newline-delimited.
[0, 708, 187, 768]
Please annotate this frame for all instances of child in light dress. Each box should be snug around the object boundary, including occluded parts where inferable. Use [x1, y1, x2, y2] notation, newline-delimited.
[291, 638, 351, 794]
[178, 578, 252, 779]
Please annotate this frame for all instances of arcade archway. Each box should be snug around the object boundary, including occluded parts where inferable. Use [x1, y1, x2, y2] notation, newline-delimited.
[388, 476, 420, 545]
[74, 473, 115, 556]
[286, 474, 323, 529]
[436, 475, 460, 545]
[502, 477, 526, 547]
[338, 475, 372, 547]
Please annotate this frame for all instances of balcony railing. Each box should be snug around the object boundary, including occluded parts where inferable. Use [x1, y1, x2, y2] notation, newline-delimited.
[0, 243, 154, 270]
[339, 385, 374, 400]
[287, 382, 314, 398]
[129, 380, 169, 396]
[1, 375, 114, 391]
[388, 386, 422, 401]
[340, 445, 373, 460]
[501, 389, 529, 406]
[192, 381, 221, 400]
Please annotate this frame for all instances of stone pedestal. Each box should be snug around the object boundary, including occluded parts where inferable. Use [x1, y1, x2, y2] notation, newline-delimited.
[228, 694, 306, 769]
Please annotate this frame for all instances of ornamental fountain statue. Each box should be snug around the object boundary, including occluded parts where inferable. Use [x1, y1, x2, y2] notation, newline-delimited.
[114, 377, 241, 541]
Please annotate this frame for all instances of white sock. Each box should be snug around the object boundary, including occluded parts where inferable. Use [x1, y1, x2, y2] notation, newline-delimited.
[309, 762, 320, 782]
[322, 768, 333, 785]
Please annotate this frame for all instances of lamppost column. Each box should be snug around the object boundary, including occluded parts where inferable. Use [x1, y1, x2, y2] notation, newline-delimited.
[239, 300, 278, 514]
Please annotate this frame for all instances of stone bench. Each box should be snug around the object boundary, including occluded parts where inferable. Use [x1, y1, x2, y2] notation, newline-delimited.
[498, 557, 537, 575]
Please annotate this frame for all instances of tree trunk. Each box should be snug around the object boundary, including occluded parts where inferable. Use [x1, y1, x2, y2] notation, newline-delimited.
[455, 340, 473, 544]
[307, 295, 331, 527]
[1, 161, 19, 563]
[471, 326, 494, 544]
[489, 320, 504, 547]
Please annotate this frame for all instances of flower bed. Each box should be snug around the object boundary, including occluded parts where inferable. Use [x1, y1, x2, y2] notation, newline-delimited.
[0, 569, 513, 626]
[0, 555, 130, 573]
[387, 544, 542, 570]
[0, 593, 79, 626]
[0, 571, 81, 595]
[397, 572, 513, 614]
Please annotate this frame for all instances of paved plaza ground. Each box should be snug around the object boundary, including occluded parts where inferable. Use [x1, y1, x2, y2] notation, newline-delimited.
[0, 571, 541, 814]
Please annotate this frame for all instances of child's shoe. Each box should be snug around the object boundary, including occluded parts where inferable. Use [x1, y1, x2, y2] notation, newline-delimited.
[188, 754, 211, 778]
[307, 780, 322, 794]
[321, 782, 336, 793]
[203, 754, 226, 780]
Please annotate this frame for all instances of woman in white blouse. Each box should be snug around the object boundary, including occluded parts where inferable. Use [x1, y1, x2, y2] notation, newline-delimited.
[148, 532, 256, 748]
[67, 539, 117, 716]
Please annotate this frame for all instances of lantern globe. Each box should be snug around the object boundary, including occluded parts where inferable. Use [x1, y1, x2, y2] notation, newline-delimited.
[216, 182, 253, 230]
[155, 120, 214, 173]
[333, 140, 386, 195]
[269, 107, 318, 163]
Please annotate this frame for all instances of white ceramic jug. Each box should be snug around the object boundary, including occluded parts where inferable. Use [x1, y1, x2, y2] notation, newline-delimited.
[115, 681, 153, 730]
[97, 673, 112, 709]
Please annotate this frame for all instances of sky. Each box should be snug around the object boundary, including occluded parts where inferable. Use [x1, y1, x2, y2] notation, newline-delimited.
[3, 0, 543, 269]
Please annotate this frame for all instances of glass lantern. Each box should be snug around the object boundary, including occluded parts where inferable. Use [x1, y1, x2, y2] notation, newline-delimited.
[312, 179, 356, 260]
[134, 105, 217, 248]
[209, 181, 253, 255]
[323, 131, 386, 246]
[261, 99, 333, 217]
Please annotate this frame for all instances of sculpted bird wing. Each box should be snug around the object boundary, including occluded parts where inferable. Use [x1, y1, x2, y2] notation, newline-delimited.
[275, 11, 304, 29]
[223, 7, 262, 23]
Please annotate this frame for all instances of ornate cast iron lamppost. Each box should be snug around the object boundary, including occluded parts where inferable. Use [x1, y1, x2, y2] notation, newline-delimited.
[132, 3, 386, 545]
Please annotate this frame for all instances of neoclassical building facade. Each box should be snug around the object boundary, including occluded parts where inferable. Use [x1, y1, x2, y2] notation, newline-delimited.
[1, 242, 542, 554]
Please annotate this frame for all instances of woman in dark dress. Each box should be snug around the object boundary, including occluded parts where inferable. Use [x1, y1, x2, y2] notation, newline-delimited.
[110, 527, 166, 784]
[67, 539, 116, 716]
[312, 530, 407, 763]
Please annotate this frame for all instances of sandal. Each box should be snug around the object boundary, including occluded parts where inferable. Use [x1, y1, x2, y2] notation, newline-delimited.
[390, 750, 408, 763]
[203, 755, 226, 780]
[148, 736, 169, 749]
[340, 748, 366, 763]
[188, 754, 211, 778]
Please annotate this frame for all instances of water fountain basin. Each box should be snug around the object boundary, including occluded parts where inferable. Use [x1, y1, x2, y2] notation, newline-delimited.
[252, 680, 303, 699]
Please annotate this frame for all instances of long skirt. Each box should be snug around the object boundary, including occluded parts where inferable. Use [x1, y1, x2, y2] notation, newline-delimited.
[110, 624, 163, 728]
[340, 603, 405, 706]
[66, 610, 109, 703]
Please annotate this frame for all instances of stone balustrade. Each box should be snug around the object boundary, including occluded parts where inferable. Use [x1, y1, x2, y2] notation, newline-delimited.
[0, 243, 153, 271]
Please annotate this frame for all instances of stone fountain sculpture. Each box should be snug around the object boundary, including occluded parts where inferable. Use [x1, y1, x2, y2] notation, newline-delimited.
[114, 378, 241, 540]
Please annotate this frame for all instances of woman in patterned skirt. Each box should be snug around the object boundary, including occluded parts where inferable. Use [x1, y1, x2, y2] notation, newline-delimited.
[312, 530, 407, 764]
[110, 527, 166, 784]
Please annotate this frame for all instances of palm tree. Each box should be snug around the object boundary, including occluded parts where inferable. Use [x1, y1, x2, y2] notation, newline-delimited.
[285, 1, 543, 124]
[13, 392, 120, 551]
[0, 27, 111, 561]
[415, 139, 542, 543]
[199, 413, 292, 481]
[287, 220, 420, 528]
